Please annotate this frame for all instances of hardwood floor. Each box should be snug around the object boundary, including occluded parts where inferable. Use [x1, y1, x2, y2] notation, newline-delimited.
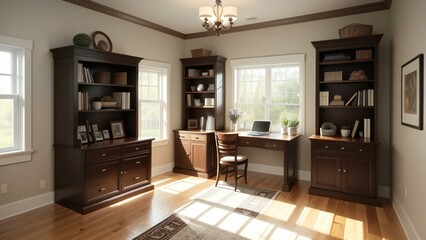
[0, 171, 406, 240]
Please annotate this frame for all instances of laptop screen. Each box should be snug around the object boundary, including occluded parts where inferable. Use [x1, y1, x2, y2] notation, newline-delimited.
[251, 120, 271, 133]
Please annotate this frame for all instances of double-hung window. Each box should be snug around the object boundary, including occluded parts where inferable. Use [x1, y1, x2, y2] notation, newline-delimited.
[138, 60, 170, 146]
[231, 54, 305, 133]
[0, 35, 33, 165]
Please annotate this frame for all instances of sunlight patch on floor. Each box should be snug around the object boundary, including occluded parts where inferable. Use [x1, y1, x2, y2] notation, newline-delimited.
[218, 212, 250, 233]
[296, 207, 334, 235]
[343, 217, 364, 240]
[197, 207, 229, 226]
[158, 177, 207, 194]
[263, 201, 296, 221]
[109, 191, 149, 207]
[177, 201, 211, 219]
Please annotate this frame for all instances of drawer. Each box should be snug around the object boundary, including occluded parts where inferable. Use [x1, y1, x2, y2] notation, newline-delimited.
[312, 141, 356, 152]
[86, 161, 120, 202]
[177, 133, 191, 140]
[122, 155, 149, 189]
[86, 147, 121, 162]
[263, 140, 284, 151]
[238, 137, 262, 148]
[190, 134, 206, 141]
[355, 144, 375, 155]
[122, 142, 151, 156]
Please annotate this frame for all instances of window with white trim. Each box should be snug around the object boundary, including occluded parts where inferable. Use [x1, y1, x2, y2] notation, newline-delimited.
[231, 54, 305, 133]
[0, 35, 33, 165]
[138, 60, 170, 145]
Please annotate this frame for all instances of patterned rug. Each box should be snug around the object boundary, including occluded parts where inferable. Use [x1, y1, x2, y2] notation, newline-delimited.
[133, 185, 278, 240]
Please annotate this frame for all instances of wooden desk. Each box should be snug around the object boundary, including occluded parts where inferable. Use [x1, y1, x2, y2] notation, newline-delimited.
[237, 132, 301, 192]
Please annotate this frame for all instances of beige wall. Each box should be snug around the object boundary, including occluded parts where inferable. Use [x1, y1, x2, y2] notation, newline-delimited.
[391, 0, 426, 238]
[184, 11, 391, 188]
[0, 0, 183, 206]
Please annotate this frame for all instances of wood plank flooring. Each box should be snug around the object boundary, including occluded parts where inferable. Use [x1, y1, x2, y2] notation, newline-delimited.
[0, 171, 406, 239]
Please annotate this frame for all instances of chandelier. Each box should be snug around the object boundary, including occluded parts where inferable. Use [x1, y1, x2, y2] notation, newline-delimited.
[199, 0, 238, 36]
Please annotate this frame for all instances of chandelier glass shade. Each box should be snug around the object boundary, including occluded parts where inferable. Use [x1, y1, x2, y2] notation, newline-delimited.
[199, 0, 237, 36]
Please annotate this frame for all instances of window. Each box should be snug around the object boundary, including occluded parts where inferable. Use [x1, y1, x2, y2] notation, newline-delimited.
[0, 35, 33, 165]
[231, 54, 305, 133]
[138, 60, 170, 146]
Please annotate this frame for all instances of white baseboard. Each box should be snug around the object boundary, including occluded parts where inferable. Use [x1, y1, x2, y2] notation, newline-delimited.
[392, 192, 421, 240]
[0, 191, 54, 220]
[152, 162, 174, 177]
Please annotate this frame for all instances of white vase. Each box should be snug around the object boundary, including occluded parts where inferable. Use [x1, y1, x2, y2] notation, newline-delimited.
[231, 122, 238, 132]
[281, 126, 288, 135]
[289, 127, 297, 136]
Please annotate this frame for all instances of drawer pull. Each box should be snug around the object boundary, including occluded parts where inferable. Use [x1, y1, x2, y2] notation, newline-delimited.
[273, 144, 276, 147]
[338, 169, 341, 172]
[341, 147, 345, 150]
[101, 153, 106, 157]
[135, 147, 140, 151]
[246, 141, 250, 144]
[99, 187, 106, 192]
[324, 146, 328, 149]
[180, 136, 186, 139]
[134, 176, 140, 180]
[343, 169, 346, 173]
[101, 168, 107, 172]
[359, 149, 363, 152]
[135, 161, 141, 164]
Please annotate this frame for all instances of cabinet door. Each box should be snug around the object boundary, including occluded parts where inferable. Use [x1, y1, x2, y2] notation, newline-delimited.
[121, 154, 150, 191]
[85, 160, 120, 203]
[191, 141, 207, 172]
[311, 153, 341, 191]
[342, 157, 375, 197]
[175, 139, 193, 169]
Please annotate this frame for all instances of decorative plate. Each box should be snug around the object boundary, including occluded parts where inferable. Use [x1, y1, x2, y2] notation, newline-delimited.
[92, 31, 112, 52]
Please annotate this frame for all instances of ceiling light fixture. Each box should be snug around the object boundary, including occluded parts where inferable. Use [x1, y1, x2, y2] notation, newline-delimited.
[199, 0, 237, 36]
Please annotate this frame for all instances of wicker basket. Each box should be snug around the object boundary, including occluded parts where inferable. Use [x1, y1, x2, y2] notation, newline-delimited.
[339, 23, 373, 38]
[94, 71, 111, 84]
[191, 49, 212, 57]
[112, 72, 127, 85]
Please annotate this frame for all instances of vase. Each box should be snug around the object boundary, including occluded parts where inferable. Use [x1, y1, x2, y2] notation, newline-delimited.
[231, 122, 238, 132]
[289, 127, 297, 136]
[281, 126, 288, 135]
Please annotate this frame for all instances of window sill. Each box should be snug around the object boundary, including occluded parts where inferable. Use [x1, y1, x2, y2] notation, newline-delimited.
[0, 150, 34, 166]
[152, 139, 169, 148]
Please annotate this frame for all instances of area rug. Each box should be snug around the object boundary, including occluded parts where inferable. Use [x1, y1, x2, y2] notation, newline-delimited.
[133, 185, 278, 240]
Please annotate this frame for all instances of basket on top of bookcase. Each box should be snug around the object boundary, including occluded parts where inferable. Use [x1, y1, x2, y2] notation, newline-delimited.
[339, 23, 373, 38]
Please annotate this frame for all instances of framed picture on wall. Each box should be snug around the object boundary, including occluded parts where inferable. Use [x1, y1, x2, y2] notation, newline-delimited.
[401, 54, 424, 130]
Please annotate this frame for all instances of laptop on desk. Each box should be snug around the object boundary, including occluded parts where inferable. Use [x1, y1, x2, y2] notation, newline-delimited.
[247, 120, 271, 136]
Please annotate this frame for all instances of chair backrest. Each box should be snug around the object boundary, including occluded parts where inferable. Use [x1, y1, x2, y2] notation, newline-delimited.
[215, 132, 239, 160]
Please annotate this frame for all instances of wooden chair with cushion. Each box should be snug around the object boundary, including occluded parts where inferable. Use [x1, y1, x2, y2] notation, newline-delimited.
[215, 132, 248, 191]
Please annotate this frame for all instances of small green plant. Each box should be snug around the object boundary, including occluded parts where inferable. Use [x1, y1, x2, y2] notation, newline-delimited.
[281, 118, 289, 127]
[341, 125, 351, 130]
[288, 119, 299, 128]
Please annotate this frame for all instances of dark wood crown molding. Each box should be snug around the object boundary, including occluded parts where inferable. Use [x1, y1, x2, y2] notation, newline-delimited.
[64, 0, 391, 40]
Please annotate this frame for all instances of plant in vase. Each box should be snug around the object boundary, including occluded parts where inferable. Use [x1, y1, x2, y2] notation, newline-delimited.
[281, 118, 289, 135]
[288, 118, 299, 136]
[228, 108, 244, 131]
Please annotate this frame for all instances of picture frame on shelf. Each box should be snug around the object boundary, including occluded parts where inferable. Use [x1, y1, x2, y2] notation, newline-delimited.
[401, 54, 424, 130]
[194, 99, 201, 106]
[91, 124, 99, 132]
[110, 120, 126, 138]
[94, 131, 104, 141]
[102, 129, 110, 139]
[79, 132, 88, 144]
[77, 125, 86, 140]
[187, 118, 198, 129]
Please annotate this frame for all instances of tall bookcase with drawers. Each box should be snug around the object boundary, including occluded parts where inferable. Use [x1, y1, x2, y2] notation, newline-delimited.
[173, 55, 226, 178]
[50, 45, 154, 214]
[309, 34, 383, 205]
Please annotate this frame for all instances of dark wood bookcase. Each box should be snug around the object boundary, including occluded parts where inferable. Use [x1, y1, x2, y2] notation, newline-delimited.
[173, 55, 226, 178]
[309, 35, 383, 205]
[50, 46, 154, 214]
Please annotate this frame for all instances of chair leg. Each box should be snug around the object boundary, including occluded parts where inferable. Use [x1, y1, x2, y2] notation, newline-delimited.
[234, 164, 238, 191]
[244, 162, 248, 184]
[225, 166, 228, 182]
[215, 164, 221, 187]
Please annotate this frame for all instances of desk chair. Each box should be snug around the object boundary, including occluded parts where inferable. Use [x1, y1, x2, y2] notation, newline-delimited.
[215, 132, 248, 191]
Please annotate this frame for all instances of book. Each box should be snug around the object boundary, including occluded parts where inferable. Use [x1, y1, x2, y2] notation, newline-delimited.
[319, 91, 329, 106]
[346, 92, 358, 106]
[113, 92, 130, 109]
[351, 120, 360, 138]
[186, 94, 192, 106]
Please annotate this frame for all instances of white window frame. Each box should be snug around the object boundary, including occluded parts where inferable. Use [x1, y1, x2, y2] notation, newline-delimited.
[138, 60, 170, 147]
[231, 54, 305, 134]
[0, 35, 33, 165]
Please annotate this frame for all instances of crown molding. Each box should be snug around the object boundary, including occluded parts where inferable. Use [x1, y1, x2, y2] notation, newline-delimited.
[64, 0, 392, 40]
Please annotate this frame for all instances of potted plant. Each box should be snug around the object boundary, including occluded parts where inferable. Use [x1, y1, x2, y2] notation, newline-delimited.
[341, 125, 351, 137]
[288, 118, 299, 136]
[281, 118, 289, 135]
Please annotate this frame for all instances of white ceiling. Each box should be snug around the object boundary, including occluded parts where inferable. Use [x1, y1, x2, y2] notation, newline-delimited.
[93, 0, 383, 34]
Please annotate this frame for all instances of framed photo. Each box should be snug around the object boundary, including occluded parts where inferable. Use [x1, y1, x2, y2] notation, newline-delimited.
[91, 124, 99, 132]
[79, 132, 88, 144]
[102, 129, 110, 139]
[187, 118, 198, 129]
[401, 54, 424, 130]
[94, 131, 104, 141]
[77, 125, 86, 140]
[110, 120, 126, 138]
[193, 99, 201, 106]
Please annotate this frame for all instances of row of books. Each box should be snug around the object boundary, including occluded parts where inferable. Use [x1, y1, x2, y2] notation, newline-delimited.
[350, 118, 371, 138]
[113, 92, 131, 109]
[346, 89, 374, 106]
[200, 116, 215, 131]
[319, 91, 330, 106]
[78, 91, 90, 110]
[77, 63, 94, 83]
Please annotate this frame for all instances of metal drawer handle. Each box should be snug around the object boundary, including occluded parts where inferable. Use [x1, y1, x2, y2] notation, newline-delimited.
[341, 147, 345, 150]
[324, 146, 328, 149]
[135, 161, 141, 164]
[180, 136, 186, 139]
[135, 147, 140, 151]
[338, 169, 341, 172]
[359, 149, 363, 152]
[343, 169, 346, 173]
[246, 141, 250, 144]
[101, 168, 107, 172]
[134, 176, 140, 180]
[273, 144, 276, 147]
[99, 187, 106, 192]
[195, 137, 200, 139]
[101, 153, 106, 157]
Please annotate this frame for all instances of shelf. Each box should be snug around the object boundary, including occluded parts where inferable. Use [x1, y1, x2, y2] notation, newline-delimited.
[185, 76, 215, 80]
[319, 58, 375, 65]
[186, 91, 215, 94]
[78, 82, 135, 88]
[319, 106, 374, 109]
[320, 79, 374, 84]
[79, 109, 136, 113]
[185, 106, 215, 109]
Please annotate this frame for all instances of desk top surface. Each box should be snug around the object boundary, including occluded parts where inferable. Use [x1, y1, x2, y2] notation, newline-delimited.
[238, 132, 301, 142]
